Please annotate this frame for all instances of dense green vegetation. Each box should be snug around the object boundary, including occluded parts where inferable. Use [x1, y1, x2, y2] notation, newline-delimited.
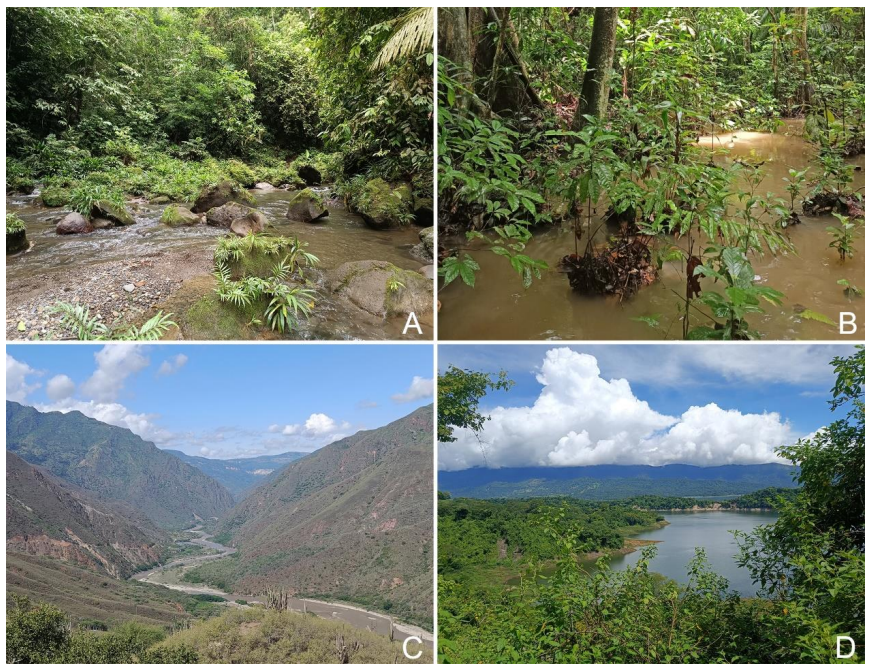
[439, 497, 662, 575]
[438, 348, 864, 662]
[7, 597, 197, 663]
[7, 8, 432, 202]
[620, 488, 799, 510]
[438, 8, 864, 339]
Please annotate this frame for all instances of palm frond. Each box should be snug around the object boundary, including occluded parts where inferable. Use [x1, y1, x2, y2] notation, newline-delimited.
[370, 7, 433, 72]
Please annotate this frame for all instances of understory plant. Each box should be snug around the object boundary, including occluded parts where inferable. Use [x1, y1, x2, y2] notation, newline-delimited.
[827, 213, 860, 261]
[49, 302, 176, 340]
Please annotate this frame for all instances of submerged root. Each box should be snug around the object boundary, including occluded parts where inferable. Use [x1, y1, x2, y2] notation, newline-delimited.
[802, 192, 864, 217]
[561, 237, 655, 299]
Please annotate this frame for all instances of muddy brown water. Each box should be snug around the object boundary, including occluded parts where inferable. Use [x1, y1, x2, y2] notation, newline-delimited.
[439, 123, 865, 340]
[7, 187, 431, 340]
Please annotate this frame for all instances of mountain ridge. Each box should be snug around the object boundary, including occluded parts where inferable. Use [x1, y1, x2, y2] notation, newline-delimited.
[192, 404, 434, 627]
[163, 449, 308, 498]
[6, 401, 235, 529]
[439, 463, 798, 499]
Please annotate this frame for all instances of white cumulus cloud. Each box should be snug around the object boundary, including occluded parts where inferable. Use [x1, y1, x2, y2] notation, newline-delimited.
[392, 376, 434, 403]
[270, 413, 352, 441]
[46, 374, 75, 401]
[81, 344, 149, 402]
[439, 348, 793, 471]
[6, 354, 41, 402]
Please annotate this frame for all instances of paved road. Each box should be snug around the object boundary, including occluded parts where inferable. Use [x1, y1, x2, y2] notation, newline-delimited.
[132, 526, 433, 646]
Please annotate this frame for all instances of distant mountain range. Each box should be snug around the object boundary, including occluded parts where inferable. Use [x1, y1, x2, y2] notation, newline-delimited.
[209, 404, 434, 627]
[7, 451, 167, 579]
[6, 401, 235, 529]
[438, 464, 798, 499]
[164, 449, 308, 498]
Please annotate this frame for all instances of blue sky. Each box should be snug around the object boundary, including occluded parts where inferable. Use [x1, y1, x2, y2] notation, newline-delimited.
[437, 344, 858, 470]
[7, 344, 434, 459]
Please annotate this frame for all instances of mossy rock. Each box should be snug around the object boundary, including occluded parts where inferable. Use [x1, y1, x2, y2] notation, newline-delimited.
[160, 205, 202, 227]
[206, 202, 256, 228]
[227, 250, 283, 280]
[7, 176, 35, 194]
[180, 293, 265, 341]
[40, 186, 71, 208]
[286, 189, 328, 222]
[6, 229, 28, 254]
[413, 196, 433, 226]
[352, 178, 413, 229]
[192, 180, 254, 213]
[92, 200, 134, 226]
[327, 260, 432, 322]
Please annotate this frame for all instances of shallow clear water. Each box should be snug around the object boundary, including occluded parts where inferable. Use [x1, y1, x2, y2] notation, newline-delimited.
[6, 187, 431, 340]
[439, 124, 864, 340]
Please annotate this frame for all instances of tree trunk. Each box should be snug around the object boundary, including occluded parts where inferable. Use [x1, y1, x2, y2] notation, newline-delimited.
[572, 7, 618, 129]
[438, 8, 474, 110]
[794, 7, 813, 110]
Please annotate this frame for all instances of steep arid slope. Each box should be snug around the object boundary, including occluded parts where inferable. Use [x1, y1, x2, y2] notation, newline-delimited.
[6, 401, 235, 529]
[211, 405, 433, 626]
[7, 452, 167, 578]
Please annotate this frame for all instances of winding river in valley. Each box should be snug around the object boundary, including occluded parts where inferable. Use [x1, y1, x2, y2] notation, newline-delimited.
[132, 526, 433, 646]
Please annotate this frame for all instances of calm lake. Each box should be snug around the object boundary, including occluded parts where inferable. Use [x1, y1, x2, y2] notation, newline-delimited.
[602, 510, 778, 597]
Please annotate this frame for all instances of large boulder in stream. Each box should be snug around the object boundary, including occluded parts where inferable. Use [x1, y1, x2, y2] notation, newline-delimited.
[230, 210, 268, 237]
[297, 165, 322, 186]
[327, 260, 433, 321]
[352, 178, 414, 230]
[160, 205, 202, 227]
[192, 180, 254, 213]
[6, 216, 28, 254]
[56, 212, 94, 235]
[205, 202, 255, 228]
[286, 189, 328, 222]
[92, 200, 134, 226]
[414, 196, 434, 227]
[419, 226, 434, 258]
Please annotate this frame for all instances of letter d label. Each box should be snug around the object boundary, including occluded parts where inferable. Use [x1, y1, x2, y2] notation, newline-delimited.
[836, 636, 855, 659]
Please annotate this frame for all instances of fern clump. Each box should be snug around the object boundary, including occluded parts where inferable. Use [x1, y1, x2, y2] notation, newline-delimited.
[212, 234, 319, 334]
[68, 183, 126, 217]
[50, 302, 176, 340]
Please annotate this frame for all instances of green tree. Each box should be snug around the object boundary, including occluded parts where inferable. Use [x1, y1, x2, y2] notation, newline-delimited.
[736, 346, 865, 662]
[437, 366, 513, 444]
